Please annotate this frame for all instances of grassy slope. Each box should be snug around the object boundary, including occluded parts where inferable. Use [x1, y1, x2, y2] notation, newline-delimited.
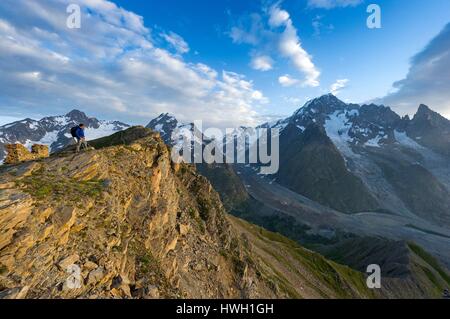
[229, 216, 450, 299]
[407, 242, 450, 295]
[228, 215, 378, 299]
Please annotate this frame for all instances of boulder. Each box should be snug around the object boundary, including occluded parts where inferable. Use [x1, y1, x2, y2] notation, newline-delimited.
[4, 144, 49, 165]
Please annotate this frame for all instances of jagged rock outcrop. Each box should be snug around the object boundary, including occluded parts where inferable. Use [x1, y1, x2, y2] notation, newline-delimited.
[406, 104, 450, 156]
[4, 144, 49, 165]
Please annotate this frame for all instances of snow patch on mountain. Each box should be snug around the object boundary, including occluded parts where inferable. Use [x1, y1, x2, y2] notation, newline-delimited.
[394, 130, 424, 150]
[154, 124, 164, 133]
[84, 122, 127, 141]
[23, 130, 61, 152]
[365, 135, 385, 148]
[325, 111, 359, 160]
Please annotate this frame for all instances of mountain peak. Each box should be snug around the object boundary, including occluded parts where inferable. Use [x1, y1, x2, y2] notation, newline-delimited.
[413, 104, 443, 123]
[65, 109, 89, 121]
[155, 113, 177, 122]
[146, 113, 178, 127]
[146, 113, 180, 145]
[292, 94, 347, 118]
[417, 104, 431, 113]
[305, 94, 347, 110]
[314, 93, 344, 104]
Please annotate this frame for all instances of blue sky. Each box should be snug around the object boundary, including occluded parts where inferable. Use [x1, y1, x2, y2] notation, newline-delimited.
[1, 0, 450, 127]
[113, 0, 450, 109]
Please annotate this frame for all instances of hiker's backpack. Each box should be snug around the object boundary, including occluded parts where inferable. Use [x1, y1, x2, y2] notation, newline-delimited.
[70, 126, 78, 138]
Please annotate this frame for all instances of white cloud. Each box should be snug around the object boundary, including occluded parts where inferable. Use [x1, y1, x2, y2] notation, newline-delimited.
[330, 79, 349, 95]
[229, 27, 259, 46]
[268, 6, 290, 27]
[278, 75, 299, 87]
[269, 5, 320, 87]
[307, 0, 364, 9]
[0, 0, 268, 128]
[251, 90, 266, 102]
[228, 13, 266, 45]
[250, 55, 274, 71]
[228, 4, 320, 87]
[379, 23, 450, 119]
[161, 31, 190, 54]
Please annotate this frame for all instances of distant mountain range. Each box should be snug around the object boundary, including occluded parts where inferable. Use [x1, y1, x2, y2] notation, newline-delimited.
[269, 94, 450, 224]
[0, 110, 129, 163]
[147, 94, 450, 224]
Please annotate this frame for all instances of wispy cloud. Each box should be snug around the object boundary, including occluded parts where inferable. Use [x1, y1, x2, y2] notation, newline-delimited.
[278, 75, 299, 87]
[268, 5, 290, 27]
[229, 4, 320, 87]
[250, 55, 274, 71]
[307, 0, 364, 9]
[0, 0, 268, 128]
[330, 79, 349, 95]
[312, 15, 334, 37]
[270, 5, 320, 87]
[228, 13, 266, 46]
[379, 23, 450, 118]
[161, 31, 190, 54]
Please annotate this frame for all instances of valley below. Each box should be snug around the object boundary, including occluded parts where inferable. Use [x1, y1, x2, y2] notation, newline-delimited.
[235, 164, 450, 269]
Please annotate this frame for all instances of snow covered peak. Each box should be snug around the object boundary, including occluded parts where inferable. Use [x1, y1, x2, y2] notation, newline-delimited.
[307, 94, 347, 110]
[146, 113, 181, 145]
[292, 94, 348, 118]
[65, 109, 87, 118]
[314, 93, 344, 104]
[62, 109, 95, 124]
[154, 113, 177, 123]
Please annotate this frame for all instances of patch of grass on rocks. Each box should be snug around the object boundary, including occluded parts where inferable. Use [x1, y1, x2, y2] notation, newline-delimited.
[16, 168, 104, 202]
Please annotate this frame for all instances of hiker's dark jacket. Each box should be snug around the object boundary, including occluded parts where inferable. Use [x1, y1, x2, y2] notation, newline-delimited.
[75, 127, 85, 139]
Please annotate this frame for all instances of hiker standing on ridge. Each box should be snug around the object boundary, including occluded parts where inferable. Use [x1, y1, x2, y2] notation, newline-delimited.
[70, 124, 88, 153]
